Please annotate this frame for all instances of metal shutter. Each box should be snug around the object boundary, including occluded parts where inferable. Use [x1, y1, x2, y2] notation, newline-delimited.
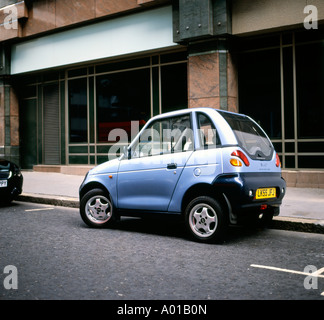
[43, 84, 60, 165]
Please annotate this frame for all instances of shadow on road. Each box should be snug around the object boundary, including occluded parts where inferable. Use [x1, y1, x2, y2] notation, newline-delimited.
[79, 215, 270, 244]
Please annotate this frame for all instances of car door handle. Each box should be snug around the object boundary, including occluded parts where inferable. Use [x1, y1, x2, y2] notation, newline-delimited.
[167, 163, 177, 170]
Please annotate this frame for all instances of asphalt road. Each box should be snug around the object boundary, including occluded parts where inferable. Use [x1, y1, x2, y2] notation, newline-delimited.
[1, 201, 324, 301]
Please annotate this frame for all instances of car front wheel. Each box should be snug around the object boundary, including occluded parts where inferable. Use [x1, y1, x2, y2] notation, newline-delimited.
[185, 196, 227, 243]
[80, 188, 115, 228]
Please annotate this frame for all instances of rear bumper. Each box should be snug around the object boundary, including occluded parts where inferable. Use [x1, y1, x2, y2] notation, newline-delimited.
[213, 172, 286, 217]
[0, 176, 23, 200]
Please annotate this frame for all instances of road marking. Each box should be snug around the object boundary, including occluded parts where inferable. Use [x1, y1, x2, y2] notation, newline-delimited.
[250, 264, 324, 279]
[251, 264, 324, 297]
[25, 207, 54, 212]
[313, 267, 324, 276]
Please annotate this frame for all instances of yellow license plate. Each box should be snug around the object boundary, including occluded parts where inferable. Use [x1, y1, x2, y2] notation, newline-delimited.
[256, 187, 276, 199]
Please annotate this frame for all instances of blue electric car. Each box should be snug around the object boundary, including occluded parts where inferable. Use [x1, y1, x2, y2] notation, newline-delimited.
[79, 108, 286, 242]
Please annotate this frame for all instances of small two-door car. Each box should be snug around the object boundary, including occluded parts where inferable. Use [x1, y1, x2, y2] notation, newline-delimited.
[79, 108, 286, 243]
[0, 159, 23, 205]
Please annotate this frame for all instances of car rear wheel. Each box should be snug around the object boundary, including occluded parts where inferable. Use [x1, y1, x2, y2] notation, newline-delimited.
[80, 188, 115, 228]
[185, 196, 227, 243]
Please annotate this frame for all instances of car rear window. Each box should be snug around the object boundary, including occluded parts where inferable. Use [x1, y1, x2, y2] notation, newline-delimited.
[219, 111, 273, 160]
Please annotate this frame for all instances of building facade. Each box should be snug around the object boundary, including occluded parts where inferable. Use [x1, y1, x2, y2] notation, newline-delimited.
[0, 0, 323, 186]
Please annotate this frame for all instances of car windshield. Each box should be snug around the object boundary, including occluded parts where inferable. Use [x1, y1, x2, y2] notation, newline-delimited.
[0, 161, 10, 171]
[219, 111, 273, 160]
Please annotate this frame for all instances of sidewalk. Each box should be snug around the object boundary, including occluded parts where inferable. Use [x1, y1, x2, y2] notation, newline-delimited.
[18, 170, 324, 234]
[19, 171, 82, 208]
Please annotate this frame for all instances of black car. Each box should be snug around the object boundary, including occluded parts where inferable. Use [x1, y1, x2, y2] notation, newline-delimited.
[0, 159, 23, 205]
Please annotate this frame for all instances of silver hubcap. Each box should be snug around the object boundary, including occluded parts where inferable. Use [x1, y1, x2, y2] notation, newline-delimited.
[85, 195, 112, 224]
[189, 203, 218, 238]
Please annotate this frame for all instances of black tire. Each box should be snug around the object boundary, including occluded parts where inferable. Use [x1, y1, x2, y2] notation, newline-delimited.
[185, 196, 227, 243]
[80, 188, 116, 228]
[0, 198, 13, 206]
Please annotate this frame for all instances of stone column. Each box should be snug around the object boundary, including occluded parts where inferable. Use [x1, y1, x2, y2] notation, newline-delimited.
[0, 76, 20, 164]
[188, 43, 238, 113]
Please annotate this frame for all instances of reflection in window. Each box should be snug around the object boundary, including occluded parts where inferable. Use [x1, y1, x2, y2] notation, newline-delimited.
[220, 111, 273, 160]
[197, 113, 220, 149]
[133, 115, 193, 158]
[68, 78, 88, 143]
[96, 69, 150, 143]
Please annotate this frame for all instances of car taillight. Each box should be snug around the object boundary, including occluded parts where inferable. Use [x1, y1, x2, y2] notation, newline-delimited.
[230, 150, 250, 167]
[230, 158, 243, 167]
[276, 153, 281, 167]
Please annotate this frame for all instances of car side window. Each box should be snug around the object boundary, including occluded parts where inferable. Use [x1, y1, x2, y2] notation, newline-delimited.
[131, 114, 193, 158]
[197, 113, 220, 149]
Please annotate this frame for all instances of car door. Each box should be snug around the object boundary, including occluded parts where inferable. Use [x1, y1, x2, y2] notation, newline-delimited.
[117, 114, 194, 211]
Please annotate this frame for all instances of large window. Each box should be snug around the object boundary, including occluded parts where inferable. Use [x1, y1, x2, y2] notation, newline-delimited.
[238, 49, 281, 139]
[96, 69, 150, 143]
[68, 78, 88, 143]
[238, 31, 324, 169]
[67, 51, 188, 165]
[296, 42, 324, 139]
[161, 63, 188, 113]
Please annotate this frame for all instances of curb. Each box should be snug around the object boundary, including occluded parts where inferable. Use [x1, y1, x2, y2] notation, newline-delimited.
[18, 193, 79, 208]
[17, 193, 324, 235]
[271, 217, 324, 235]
